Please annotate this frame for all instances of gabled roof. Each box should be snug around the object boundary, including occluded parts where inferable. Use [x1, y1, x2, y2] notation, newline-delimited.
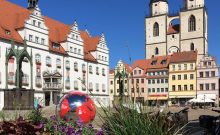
[170, 51, 197, 63]
[150, 0, 168, 5]
[0, 0, 102, 59]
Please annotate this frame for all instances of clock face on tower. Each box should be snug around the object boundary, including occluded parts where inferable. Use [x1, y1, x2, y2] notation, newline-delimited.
[168, 46, 180, 55]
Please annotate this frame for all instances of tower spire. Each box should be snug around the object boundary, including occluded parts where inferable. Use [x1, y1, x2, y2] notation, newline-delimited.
[28, 0, 38, 9]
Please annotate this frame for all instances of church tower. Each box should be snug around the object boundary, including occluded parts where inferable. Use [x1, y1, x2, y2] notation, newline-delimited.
[180, 0, 207, 60]
[28, 0, 38, 9]
[145, 0, 168, 59]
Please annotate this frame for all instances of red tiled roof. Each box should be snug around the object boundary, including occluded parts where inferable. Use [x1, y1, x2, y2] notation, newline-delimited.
[170, 51, 197, 63]
[167, 24, 179, 34]
[109, 69, 115, 74]
[0, 0, 101, 58]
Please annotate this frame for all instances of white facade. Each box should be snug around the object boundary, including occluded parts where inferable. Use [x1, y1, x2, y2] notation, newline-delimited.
[0, 2, 110, 110]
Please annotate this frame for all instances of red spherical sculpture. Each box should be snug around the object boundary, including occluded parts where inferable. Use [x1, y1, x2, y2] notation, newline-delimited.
[57, 92, 96, 124]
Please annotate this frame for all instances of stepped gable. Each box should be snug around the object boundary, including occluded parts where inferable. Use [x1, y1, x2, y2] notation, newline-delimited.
[0, 0, 102, 60]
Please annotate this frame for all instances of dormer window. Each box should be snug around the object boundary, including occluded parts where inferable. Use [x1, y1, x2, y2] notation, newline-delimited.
[52, 43, 60, 49]
[161, 60, 167, 65]
[5, 30, 11, 35]
[151, 60, 157, 65]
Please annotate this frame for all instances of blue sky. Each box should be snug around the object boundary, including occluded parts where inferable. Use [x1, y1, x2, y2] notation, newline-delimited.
[9, 0, 220, 69]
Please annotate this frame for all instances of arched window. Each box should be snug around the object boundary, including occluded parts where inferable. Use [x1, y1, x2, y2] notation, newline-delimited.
[56, 58, 61, 68]
[190, 43, 195, 51]
[189, 15, 196, 32]
[46, 56, 51, 66]
[35, 54, 41, 63]
[153, 22, 159, 37]
[155, 47, 159, 55]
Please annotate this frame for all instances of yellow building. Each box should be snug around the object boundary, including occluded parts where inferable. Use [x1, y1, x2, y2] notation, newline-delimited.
[169, 51, 197, 106]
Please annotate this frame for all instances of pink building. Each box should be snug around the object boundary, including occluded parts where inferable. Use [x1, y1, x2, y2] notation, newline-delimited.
[197, 55, 219, 106]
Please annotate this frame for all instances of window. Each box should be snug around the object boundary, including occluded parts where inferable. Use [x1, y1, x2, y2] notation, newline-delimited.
[172, 75, 175, 80]
[70, 47, 73, 52]
[102, 68, 105, 76]
[78, 49, 81, 54]
[172, 65, 175, 71]
[33, 20, 36, 26]
[88, 83, 93, 91]
[184, 64, 187, 70]
[152, 79, 155, 84]
[29, 35, 33, 42]
[110, 81, 113, 85]
[184, 74, 187, 80]
[52, 43, 59, 49]
[148, 88, 151, 93]
[148, 80, 151, 84]
[165, 79, 168, 83]
[56, 58, 61, 68]
[117, 80, 119, 84]
[74, 48, 77, 53]
[205, 84, 209, 90]
[38, 22, 41, 27]
[190, 43, 195, 51]
[125, 80, 127, 84]
[96, 83, 99, 91]
[157, 88, 160, 92]
[41, 38, 45, 45]
[96, 67, 99, 75]
[200, 72, 204, 78]
[82, 64, 86, 72]
[153, 22, 159, 37]
[190, 84, 194, 91]
[134, 70, 137, 75]
[190, 64, 193, 70]
[139, 70, 141, 74]
[205, 71, 209, 77]
[46, 56, 51, 66]
[110, 89, 113, 94]
[152, 60, 157, 65]
[89, 65, 93, 74]
[190, 74, 194, 80]
[178, 75, 181, 80]
[74, 62, 78, 71]
[141, 79, 144, 83]
[35, 37, 39, 43]
[141, 88, 144, 93]
[161, 79, 164, 83]
[200, 84, 204, 90]
[211, 83, 216, 90]
[184, 85, 187, 91]
[74, 81, 78, 89]
[208, 62, 212, 66]
[35, 54, 41, 63]
[204, 62, 207, 66]
[172, 85, 176, 91]
[102, 84, 106, 92]
[165, 88, 168, 92]
[211, 71, 215, 77]
[157, 79, 160, 84]
[136, 79, 139, 84]
[155, 47, 159, 55]
[161, 88, 164, 92]
[178, 85, 181, 91]
[132, 79, 134, 84]
[66, 60, 70, 69]
[152, 88, 155, 93]
[161, 60, 167, 65]
[178, 64, 181, 70]
[189, 15, 196, 32]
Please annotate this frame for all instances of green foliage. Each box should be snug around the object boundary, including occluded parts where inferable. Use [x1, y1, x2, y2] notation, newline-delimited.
[27, 108, 44, 124]
[0, 111, 5, 121]
[99, 103, 170, 135]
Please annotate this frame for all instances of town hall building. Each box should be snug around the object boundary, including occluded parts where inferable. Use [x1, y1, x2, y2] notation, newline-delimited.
[0, 0, 110, 110]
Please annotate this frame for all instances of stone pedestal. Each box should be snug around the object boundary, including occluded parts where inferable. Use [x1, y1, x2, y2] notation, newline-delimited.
[3, 88, 35, 110]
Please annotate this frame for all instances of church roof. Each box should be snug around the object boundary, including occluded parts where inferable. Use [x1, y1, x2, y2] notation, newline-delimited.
[150, 0, 168, 4]
[170, 51, 197, 63]
[0, 0, 102, 62]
